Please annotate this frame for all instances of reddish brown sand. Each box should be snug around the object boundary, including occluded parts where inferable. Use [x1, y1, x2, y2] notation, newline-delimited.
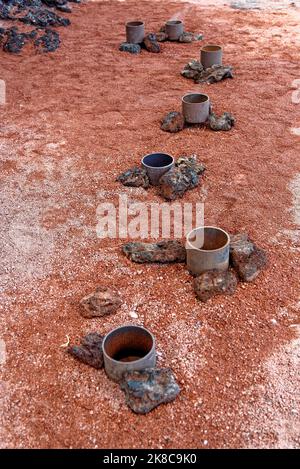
[0, 0, 300, 449]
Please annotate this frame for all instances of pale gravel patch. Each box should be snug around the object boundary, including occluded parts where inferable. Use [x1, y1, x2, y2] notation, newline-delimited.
[241, 326, 300, 448]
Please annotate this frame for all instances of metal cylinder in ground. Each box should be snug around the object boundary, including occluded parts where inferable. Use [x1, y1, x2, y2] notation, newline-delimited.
[182, 93, 210, 124]
[126, 21, 145, 44]
[186, 226, 230, 276]
[165, 20, 184, 41]
[200, 44, 223, 69]
[141, 153, 174, 185]
[102, 325, 156, 382]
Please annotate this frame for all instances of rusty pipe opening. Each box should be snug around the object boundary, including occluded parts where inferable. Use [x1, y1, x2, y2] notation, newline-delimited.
[102, 326, 156, 382]
[182, 93, 209, 105]
[166, 20, 183, 25]
[126, 21, 144, 27]
[186, 226, 230, 276]
[201, 44, 222, 52]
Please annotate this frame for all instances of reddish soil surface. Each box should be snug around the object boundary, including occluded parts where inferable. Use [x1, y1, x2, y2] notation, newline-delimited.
[0, 0, 300, 449]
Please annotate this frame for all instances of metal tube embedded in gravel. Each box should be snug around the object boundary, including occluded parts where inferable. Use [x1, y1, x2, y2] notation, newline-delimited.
[186, 226, 230, 276]
[141, 153, 174, 185]
[126, 21, 145, 44]
[102, 325, 156, 382]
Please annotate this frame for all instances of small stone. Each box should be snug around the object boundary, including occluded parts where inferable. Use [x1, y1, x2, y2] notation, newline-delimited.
[176, 155, 206, 175]
[122, 240, 186, 263]
[208, 112, 235, 131]
[117, 167, 149, 188]
[161, 111, 185, 133]
[159, 166, 200, 200]
[230, 233, 267, 282]
[193, 270, 238, 302]
[178, 32, 194, 43]
[156, 32, 168, 42]
[182, 61, 233, 84]
[119, 42, 141, 54]
[120, 368, 180, 414]
[194, 64, 234, 84]
[80, 286, 122, 318]
[68, 333, 104, 369]
[143, 34, 161, 53]
[193, 33, 203, 41]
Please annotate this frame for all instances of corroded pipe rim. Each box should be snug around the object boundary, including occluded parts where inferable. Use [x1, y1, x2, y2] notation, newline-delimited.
[182, 93, 209, 105]
[141, 153, 174, 169]
[126, 21, 145, 27]
[166, 20, 183, 25]
[201, 44, 222, 52]
[102, 325, 156, 365]
[186, 226, 230, 253]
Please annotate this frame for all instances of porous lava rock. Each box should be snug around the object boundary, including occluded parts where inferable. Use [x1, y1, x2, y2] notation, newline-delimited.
[120, 368, 180, 414]
[117, 167, 149, 188]
[80, 286, 122, 318]
[208, 112, 235, 131]
[193, 269, 238, 302]
[123, 240, 186, 263]
[68, 332, 104, 369]
[230, 233, 267, 282]
[161, 111, 185, 133]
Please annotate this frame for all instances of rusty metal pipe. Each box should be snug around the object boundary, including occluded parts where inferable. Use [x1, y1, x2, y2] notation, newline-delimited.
[141, 152, 174, 185]
[102, 325, 156, 382]
[186, 226, 230, 276]
[165, 20, 184, 41]
[126, 21, 145, 44]
[182, 93, 210, 124]
[200, 44, 223, 69]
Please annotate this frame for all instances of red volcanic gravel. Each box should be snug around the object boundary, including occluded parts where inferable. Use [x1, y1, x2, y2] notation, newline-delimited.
[0, 0, 300, 449]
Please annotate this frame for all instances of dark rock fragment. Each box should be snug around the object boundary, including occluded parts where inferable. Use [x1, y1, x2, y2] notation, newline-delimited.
[193, 269, 238, 302]
[176, 155, 206, 175]
[123, 240, 186, 263]
[182, 61, 233, 84]
[156, 31, 168, 42]
[34, 28, 60, 52]
[230, 233, 267, 282]
[117, 167, 149, 188]
[68, 332, 104, 369]
[20, 8, 70, 27]
[120, 368, 180, 414]
[119, 42, 141, 54]
[143, 33, 161, 53]
[3, 27, 36, 53]
[161, 111, 185, 133]
[208, 112, 235, 131]
[80, 286, 122, 318]
[159, 166, 199, 200]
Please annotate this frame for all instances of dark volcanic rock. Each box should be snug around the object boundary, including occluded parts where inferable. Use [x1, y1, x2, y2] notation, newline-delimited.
[230, 233, 267, 282]
[194, 269, 238, 302]
[117, 167, 149, 188]
[143, 33, 161, 53]
[156, 31, 168, 42]
[161, 111, 185, 133]
[3, 27, 36, 53]
[34, 28, 60, 52]
[182, 61, 233, 84]
[120, 368, 180, 414]
[178, 31, 194, 43]
[195, 64, 234, 84]
[80, 286, 122, 318]
[176, 155, 206, 175]
[20, 8, 70, 27]
[0, 0, 75, 53]
[208, 112, 235, 131]
[123, 240, 186, 263]
[119, 42, 141, 54]
[68, 332, 104, 369]
[159, 166, 199, 200]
